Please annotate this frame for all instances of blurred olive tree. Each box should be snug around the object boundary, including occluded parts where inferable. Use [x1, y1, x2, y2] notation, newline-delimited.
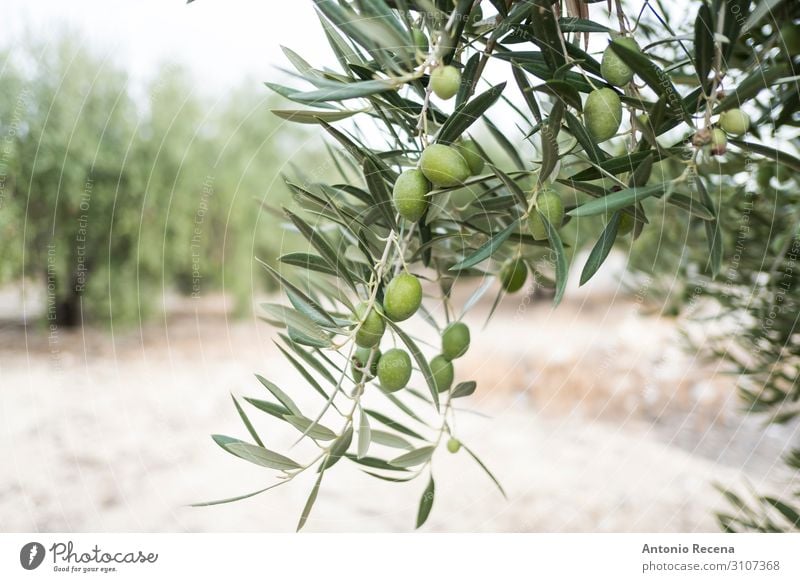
[0, 37, 306, 325]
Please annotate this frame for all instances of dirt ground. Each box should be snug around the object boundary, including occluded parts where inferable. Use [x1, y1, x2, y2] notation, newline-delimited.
[0, 275, 796, 532]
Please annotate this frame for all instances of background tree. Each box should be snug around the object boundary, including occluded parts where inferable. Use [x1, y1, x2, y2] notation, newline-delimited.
[0, 37, 304, 325]
[183, 0, 791, 530]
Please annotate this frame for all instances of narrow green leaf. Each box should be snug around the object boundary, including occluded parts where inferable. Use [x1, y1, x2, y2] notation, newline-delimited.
[225, 442, 302, 470]
[694, 3, 714, 93]
[284, 415, 338, 441]
[190, 482, 286, 507]
[608, 39, 691, 123]
[437, 83, 507, 145]
[542, 216, 569, 306]
[364, 409, 426, 440]
[449, 220, 520, 271]
[567, 183, 668, 217]
[245, 397, 292, 420]
[416, 475, 435, 528]
[279, 252, 339, 277]
[271, 108, 363, 124]
[297, 471, 324, 531]
[345, 453, 409, 471]
[358, 409, 371, 459]
[580, 212, 620, 286]
[451, 381, 477, 398]
[321, 427, 354, 471]
[462, 443, 507, 499]
[384, 321, 440, 411]
[694, 175, 723, 278]
[254, 375, 302, 416]
[370, 429, 413, 449]
[390, 446, 435, 468]
[230, 395, 264, 448]
[530, 0, 566, 72]
[261, 303, 332, 347]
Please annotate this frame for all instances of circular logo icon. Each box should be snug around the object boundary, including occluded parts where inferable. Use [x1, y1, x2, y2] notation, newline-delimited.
[20, 542, 46, 570]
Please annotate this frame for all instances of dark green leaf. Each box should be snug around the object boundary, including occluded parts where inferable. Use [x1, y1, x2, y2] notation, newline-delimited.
[542, 216, 568, 306]
[272, 108, 363, 124]
[451, 381, 477, 398]
[568, 183, 668, 217]
[449, 220, 520, 271]
[416, 475, 435, 528]
[230, 395, 265, 448]
[580, 212, 620, 286]
[437, 83, 507, 145]
[385, 320, 440, 410]
[364, 409, 426, 440]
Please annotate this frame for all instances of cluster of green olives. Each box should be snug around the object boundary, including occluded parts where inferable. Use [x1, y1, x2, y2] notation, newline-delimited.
[705, 108, 750, 155]
[391, 139, 485, 222]
[350, 271, 472, 397]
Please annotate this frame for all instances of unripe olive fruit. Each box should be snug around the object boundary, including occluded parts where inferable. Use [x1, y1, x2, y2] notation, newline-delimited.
[719, 108, 750, 136]
[500, 259, 527, 293]
[392, 169, 430, 222]
[419, 144, 470, 187]
[710, 128, 727, 155]
[411, 28, 429, 53]
[527, 190, 564, 241]
[455, 140, 485, 175]
[377, 348, 412, 392]
[430, 65, 461, 100]
[352, 346, 380, 383]
[447, 437, 461, 453]
[383, 272, 423, 321]
[601, 37, 639, 87]
[584, 88, 622, 142]
[355, 302, 385, 348]
[429, 354, 454, 393]
[441, 321, 470, 361]
[449, 185, 480, 209]
[618, 212, 635, 236]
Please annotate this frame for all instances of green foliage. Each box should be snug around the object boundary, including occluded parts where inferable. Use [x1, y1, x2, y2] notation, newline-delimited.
[201, 0, 800, 530]
[0, 37, 301, 325]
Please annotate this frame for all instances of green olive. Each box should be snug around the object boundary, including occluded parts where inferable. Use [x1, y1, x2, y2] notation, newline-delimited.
[377, 348, 412, 392]
[500, 259, 527, 293]
[584, 88, 622, 142]
[710, 128, 727, 155]
[455, 140, 485, 175]
[355, 302, 385, 348]
[446, 437, 461, 453]
[441, 321, 470, 360]
[618, 212, 635, 236]
[429, 354, 454, 393]
[392, 169, 430, 222]
[719, 108, 750, 136]
[352, 346, 380, 383]
[601, 37, 639, 87]
[430, 65, 461, 100]
[527, 190, 564, 241]
[383, 272, 423, 321]
[419, 143, 470, 187]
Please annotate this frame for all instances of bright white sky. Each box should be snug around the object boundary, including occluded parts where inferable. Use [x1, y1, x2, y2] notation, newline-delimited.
[3, 0, 337, 92]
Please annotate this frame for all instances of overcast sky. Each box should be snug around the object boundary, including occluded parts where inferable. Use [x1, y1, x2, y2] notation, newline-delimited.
[3, 0, 337, 92]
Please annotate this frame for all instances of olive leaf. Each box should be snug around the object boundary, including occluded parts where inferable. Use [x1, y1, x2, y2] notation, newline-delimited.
[416, 475, 436, 528]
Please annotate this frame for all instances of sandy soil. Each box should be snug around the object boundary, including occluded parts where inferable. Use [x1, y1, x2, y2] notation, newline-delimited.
[0, 277, 795, 532]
